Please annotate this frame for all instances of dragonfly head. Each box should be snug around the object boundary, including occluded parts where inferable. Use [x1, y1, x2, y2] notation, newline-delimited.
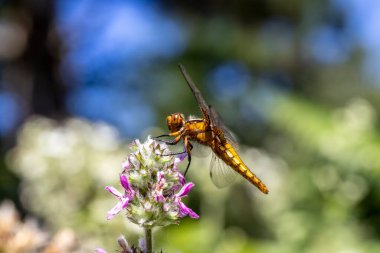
[166, 113, 185, 133]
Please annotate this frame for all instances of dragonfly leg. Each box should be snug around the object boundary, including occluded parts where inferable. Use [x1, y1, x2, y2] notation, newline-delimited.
[183, 138, 193, 177]
[155, 139, 178, 145]
[153, 135, 177, 145]
[160, 150, 187, 157]
[153, 134, 171, 139]
[155, 134, 184, 157]
[153, 130, 183, 145]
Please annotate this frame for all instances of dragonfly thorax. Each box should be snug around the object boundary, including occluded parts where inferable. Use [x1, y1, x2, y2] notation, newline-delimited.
[166, 113, 185, 133]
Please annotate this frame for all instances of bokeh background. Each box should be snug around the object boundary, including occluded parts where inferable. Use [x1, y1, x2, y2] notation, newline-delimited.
[1, 0, 380, 252]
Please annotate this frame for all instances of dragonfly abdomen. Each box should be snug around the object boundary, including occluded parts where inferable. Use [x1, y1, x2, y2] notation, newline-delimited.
[215, 142, 269, 194]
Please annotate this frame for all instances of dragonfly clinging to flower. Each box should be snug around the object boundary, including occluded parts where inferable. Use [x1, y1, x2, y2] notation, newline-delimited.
[155, 64, 269, 194]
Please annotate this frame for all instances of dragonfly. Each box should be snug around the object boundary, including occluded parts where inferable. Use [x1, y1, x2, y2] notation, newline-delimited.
[155, 64, 269, 194]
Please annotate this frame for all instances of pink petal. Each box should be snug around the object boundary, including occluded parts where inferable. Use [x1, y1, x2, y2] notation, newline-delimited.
[177, 152, 187, 161]
[121, 159, 130, 171]
[177, 200, 199, 219]
[163, 203, 170, 212]
[173, 153, 187, 170]
[106, 197, 129, 220]
[128, 156, 140, 169]
[155, 192, 165, 202]
[154, 171, 166, 202]
[187, 208, 200, 219]
[105, 186, 123, 198]
[157, 171, 165, 182]
[133, 139, 142, 147]
[177, 172, 185, 185]
[176, 182, 194, 198]
[120, 174, 133, 193]
[94, 248, 107, 253]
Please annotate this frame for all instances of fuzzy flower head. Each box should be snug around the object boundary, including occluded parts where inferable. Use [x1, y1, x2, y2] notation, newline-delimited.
[105, 137, 198, 228]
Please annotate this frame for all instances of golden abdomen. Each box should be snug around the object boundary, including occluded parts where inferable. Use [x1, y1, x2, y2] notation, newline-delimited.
[214, 142, 269, 194]
[185, 120, 269, 194]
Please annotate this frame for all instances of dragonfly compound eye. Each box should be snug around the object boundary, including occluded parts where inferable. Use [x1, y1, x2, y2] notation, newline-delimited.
[167, 113, 184, 132]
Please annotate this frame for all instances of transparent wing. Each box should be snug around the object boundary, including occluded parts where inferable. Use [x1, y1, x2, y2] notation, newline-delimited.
[209, 153, 239, 188]
[209, 106, 239, 151]
[178, 64, 239, 149]
[178, 64, 210, 119]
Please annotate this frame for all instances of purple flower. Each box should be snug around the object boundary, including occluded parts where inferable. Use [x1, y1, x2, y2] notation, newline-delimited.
[172, 153, 187, 187]
[117, 235, 131, 252]
[175, 183, 199, 219]
[173, 152, 187, 170]
[105, 174, 135, 220]
[95, 236, 134, 253]
[105, 137, 199, 227]
[153, 171, 166, 202]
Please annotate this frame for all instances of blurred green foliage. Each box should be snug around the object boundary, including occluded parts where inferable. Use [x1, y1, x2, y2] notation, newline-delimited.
[6, 105, 380, 252]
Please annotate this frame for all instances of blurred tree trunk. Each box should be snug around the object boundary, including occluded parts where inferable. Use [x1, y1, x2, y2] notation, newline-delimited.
[6, 0, 67, 119]
[0, 0, 68, 213]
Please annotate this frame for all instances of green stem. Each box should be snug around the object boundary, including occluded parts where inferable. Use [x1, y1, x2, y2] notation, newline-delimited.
[144, 227, 153, 253]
